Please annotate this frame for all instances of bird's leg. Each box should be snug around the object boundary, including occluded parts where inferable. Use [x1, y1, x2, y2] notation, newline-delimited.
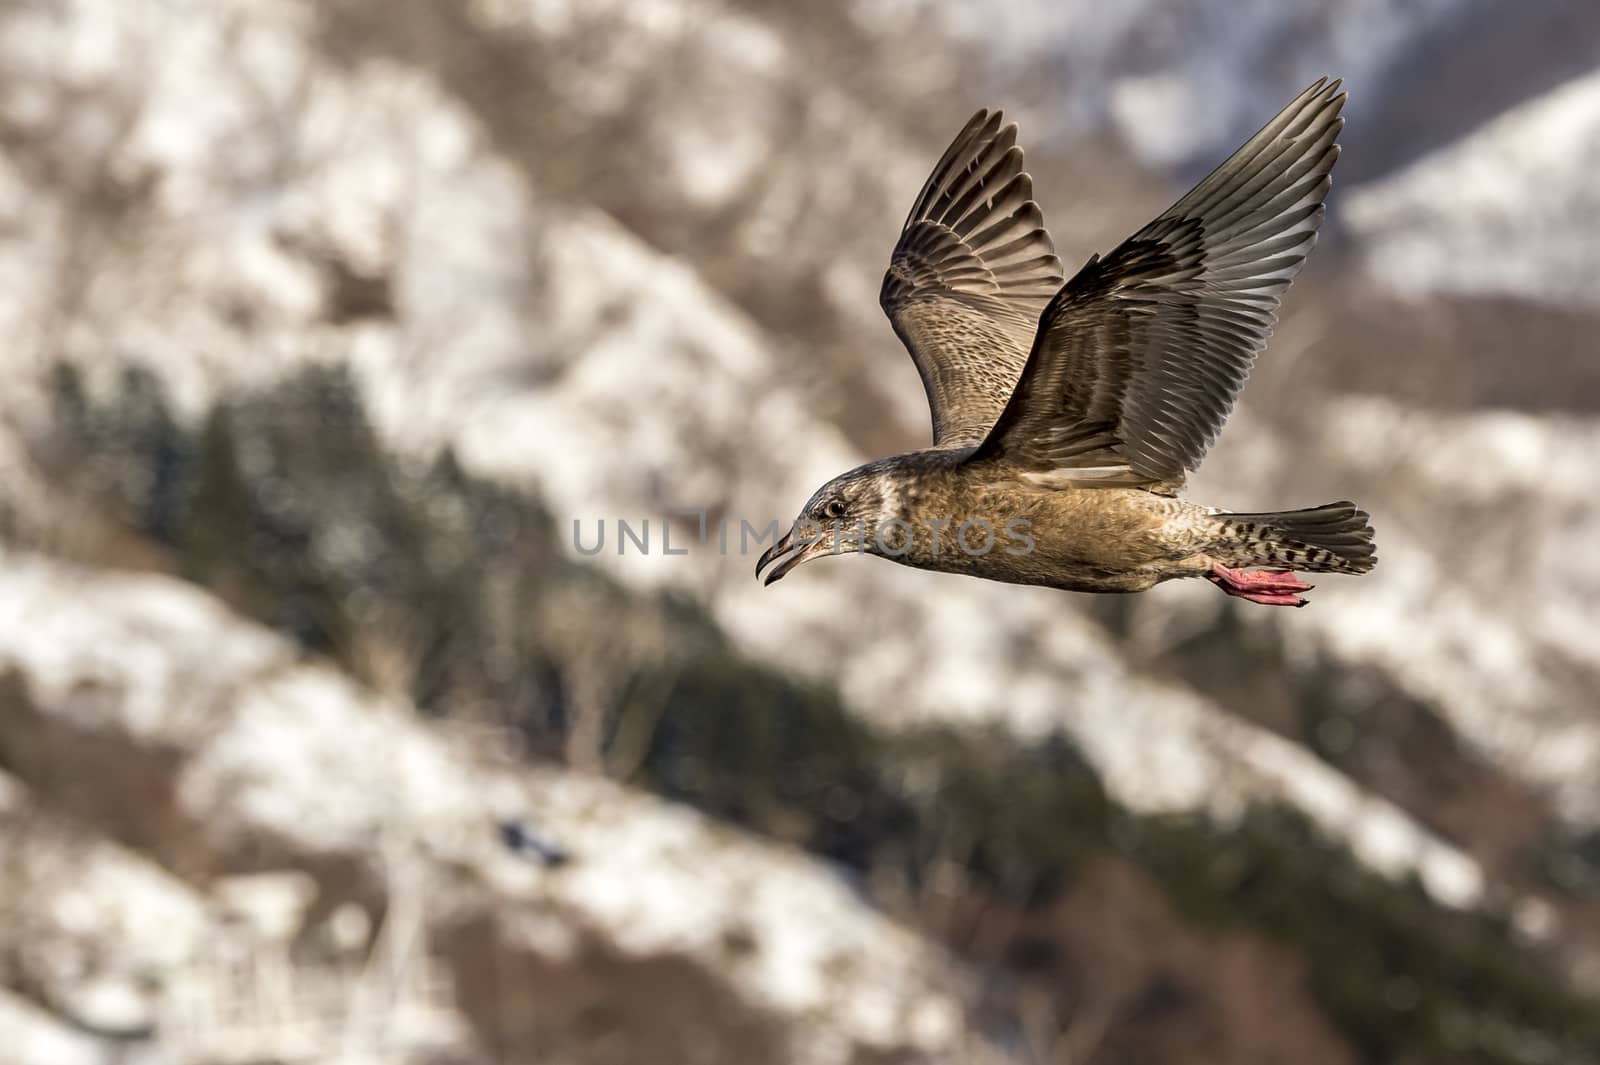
[1206, 564, 1314, 608]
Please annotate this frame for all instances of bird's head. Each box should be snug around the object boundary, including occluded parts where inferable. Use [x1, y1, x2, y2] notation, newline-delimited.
[756, 461, 908, 585]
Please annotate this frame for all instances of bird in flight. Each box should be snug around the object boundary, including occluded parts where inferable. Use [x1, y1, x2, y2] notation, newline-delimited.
[757, 78, 1375, 607]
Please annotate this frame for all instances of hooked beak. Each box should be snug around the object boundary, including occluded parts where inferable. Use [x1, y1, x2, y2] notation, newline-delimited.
[755, 526, 829, 586]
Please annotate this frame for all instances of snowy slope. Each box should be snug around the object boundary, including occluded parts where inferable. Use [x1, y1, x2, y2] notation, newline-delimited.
[1346, 67, 1600, 311]
[0, 989, 107, 1065]
[0, 770, 212, 1041]
[0, 0, 1526, 908]
[0, 552, 975, 1064]
[904, 0, 1471, 164]
[1305, 401, 1600, 820]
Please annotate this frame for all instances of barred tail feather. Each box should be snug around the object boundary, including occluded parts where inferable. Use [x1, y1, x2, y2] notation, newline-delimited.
[1220, 501, 1377, 574]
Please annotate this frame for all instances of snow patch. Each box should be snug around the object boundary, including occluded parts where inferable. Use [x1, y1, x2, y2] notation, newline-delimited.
[0, 552, 969, 1061]
[1346, 68, 1600, 310]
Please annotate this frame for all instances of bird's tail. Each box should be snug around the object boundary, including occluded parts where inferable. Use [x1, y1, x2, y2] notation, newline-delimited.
[1214, 501, 1377, 575]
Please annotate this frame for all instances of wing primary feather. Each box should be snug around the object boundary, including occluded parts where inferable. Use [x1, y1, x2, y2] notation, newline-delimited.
[968, 78, 1346, 485]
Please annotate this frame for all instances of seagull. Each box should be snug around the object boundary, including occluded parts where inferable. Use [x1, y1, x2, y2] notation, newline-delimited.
[757, 77, 1375, 607]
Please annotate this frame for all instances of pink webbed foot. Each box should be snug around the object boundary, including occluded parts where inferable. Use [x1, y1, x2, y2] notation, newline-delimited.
[1206, 564, 1315, 608]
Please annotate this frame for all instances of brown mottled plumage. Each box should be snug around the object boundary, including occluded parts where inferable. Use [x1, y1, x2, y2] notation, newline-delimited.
[757, 78, 1376, 607]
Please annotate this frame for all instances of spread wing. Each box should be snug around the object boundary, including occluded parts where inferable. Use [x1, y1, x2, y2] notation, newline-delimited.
[880, 110, 1064, 448]
[971, 77, 1346, 488]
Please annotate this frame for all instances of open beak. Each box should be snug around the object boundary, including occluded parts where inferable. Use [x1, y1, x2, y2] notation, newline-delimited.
[755, 527, 829, 586]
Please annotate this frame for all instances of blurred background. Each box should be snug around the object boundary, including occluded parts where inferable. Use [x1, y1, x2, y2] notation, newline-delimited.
[1, 0, 1598, 1062]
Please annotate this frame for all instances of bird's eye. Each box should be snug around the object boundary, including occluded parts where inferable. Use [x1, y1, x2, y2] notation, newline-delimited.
[824, 499, 848, 519]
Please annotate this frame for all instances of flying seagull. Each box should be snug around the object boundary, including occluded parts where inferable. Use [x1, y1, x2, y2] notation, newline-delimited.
[757, 78, 1375, 607]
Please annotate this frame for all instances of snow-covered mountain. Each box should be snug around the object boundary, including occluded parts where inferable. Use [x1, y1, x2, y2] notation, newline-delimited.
[2, 0, 1598, 1061]
[0, 553, 973, 1064]
[1345, 66, 1600, 311]
[923, 0, 1473, 164]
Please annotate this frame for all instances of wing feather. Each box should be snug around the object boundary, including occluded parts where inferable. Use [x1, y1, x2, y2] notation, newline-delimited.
[881, 111, 1064, 447]
[972, 78, 1346, 487]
